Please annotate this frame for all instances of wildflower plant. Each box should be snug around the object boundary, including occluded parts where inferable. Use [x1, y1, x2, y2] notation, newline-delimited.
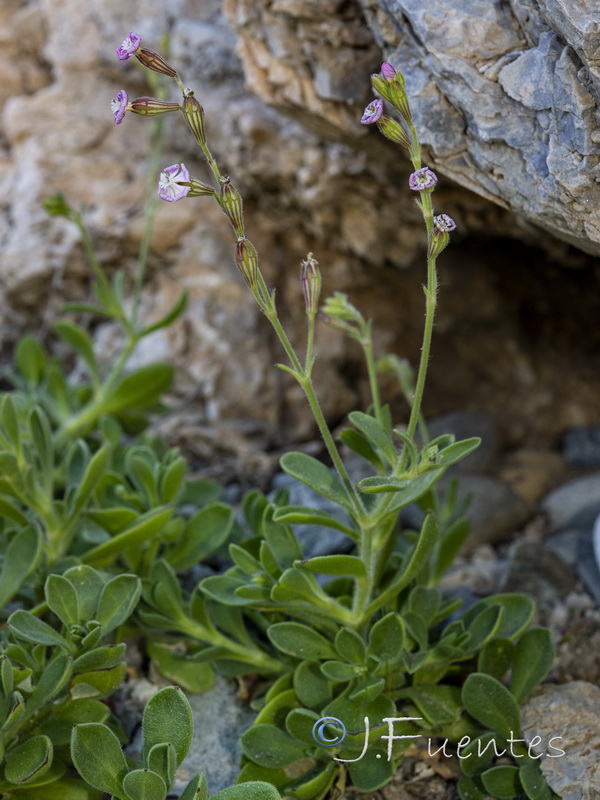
[71, 685, 279, 800]
[113, 41, 558, 800]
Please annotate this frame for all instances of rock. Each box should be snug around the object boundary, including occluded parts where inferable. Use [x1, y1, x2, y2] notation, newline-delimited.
[502, 539, 578, 604]
[545, 529, 582, 566]
[563, 426, 600, 468]
[426, 411, 500, 474]
[576, 523, 600, 607]
[541, 473, 600, 533]
[522, 681, 600, 799]
[453, 475, 531, 554]
[499, 449, 566, 504]
[175, 676, 255, 795]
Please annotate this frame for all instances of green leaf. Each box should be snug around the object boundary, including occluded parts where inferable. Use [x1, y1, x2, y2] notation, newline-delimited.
[462, 673, 521, 739]
[1, 394, 20, 449]
[0, 526, 42, 608]
[45, 574, 80, 627]
[212, 782, 281, 800]
[457, 775, 488, 800]
[82, 507, 173, 567]
[29, 407, 53, 476]
[167, 503, 235, 569]
[280, 452, 352, 509]
[141, 686, 193, 768]
[26, 653, 72, 714]
[159, 456, 187, 505]
[147, 743, 176, 790]
[180, 774, 208, 800]
[241, 723, 306, 768]
[272, 506, 358, 540]
[335, 628, 366, 664]
[396, 685, 462, 726]
[510, 628, 555, 703]
[465, 604, 504, 652]
[70, 663, 126, 699]
[268, 622, 337, 660]
[73, 644, 126, 673]
[122, 769, 167, 800]
[519, 762, 553, 800]
[356, 475, 409, 493]
[477, 638, 514, 681]
[296, 555, 366, 578]
[69, 444, 112, 518]
[320, 661, 356, 682]
[53, 321, 99, 381]
[147, 641, 215, 694]
[140, 291, 188, 337]
[15, 336, 46, 383]
[481, 765, 522, 799]
[339, 427, 383, 470]
[96, 574, 141, 634]
[459, 732, 505, 778]
[293, 660, 332, 709]
[5, 735, 53, 784]
[71, 722, 128, 795]
[348, 411, 397, 468]
[437, 437, 481, 467]
[460, 594, 535, 641]
[36, 699, 110, 746]
[8, 610, 69, 649]
[368, 613, 405, 661]
[103, 364, 173, 413]
[63, 565, 105, 619]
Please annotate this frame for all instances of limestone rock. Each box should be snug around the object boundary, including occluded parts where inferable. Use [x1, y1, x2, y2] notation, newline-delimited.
[522, 681, 600, 799]
[228, 0, 600, 254]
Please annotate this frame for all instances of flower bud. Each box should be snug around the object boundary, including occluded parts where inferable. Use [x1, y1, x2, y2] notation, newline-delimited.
[234, 237, 259, 289]
[135, 47, 178, 78]
[219, 178, 244, 236]
[129, 97, 181, 117]
[43, 193, 76, 219]
[428, 215, 457, 258]
[300, 253, 322, 316]
[371, 72, 411, 122]
[381, 61, 397, 81]
[185, 177, 215, 197]
[182, 91, 206, 147]
[376, 116, 411, 148]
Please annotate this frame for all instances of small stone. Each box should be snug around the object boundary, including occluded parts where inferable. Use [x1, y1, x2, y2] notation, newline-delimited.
[522, 681, 600, 799]
[563, 426, 600, 468]
[541, 473, 600, 533]
[426, 411, 500, 475]
[545, 529, 582, 566]
[500, 448, 566, 503]
[502, 539, 578, 605]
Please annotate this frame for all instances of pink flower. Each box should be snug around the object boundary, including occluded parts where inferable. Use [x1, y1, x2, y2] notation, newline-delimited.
[434, 214, 457, 232]
[381, 62, 396, 80]
[158, 164, 191, 202]
[409, 167, 438, 191]
[116, 32, 141, 60]
[360, 99, 383, 125]
[111, 90, 128, 125]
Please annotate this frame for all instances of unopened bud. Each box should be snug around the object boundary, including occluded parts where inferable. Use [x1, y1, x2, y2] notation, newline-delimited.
[182, 91, 206, 147]
[371, 72, 411, 122]
[129, 97, 181, 117]
[135, 47, 178, 78]
[381, 61, 397, 81]
[376, 116, 411, 148]
[43, 193, 76, 220]
[219, 178, 244, 236]
[234, 237, 258, 289]
[300, 253, 322, 316]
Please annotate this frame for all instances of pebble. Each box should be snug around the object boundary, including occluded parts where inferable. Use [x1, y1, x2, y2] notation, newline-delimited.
[499, 448, 565, 503]
[540, 473, 600, 533]
[522, 681, 600, 799]
[563, 425, 600, 468]
[426, 411, 500, 474]
[501, 539, 578, 604]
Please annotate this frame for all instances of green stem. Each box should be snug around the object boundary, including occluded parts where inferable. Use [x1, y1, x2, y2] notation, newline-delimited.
[406, 251, 437, 440]
[181, 618, 284, 675]
[264, 305, 365, 520]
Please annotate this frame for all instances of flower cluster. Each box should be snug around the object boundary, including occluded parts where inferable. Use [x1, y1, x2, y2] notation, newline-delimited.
[360, 62, 457, 257]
